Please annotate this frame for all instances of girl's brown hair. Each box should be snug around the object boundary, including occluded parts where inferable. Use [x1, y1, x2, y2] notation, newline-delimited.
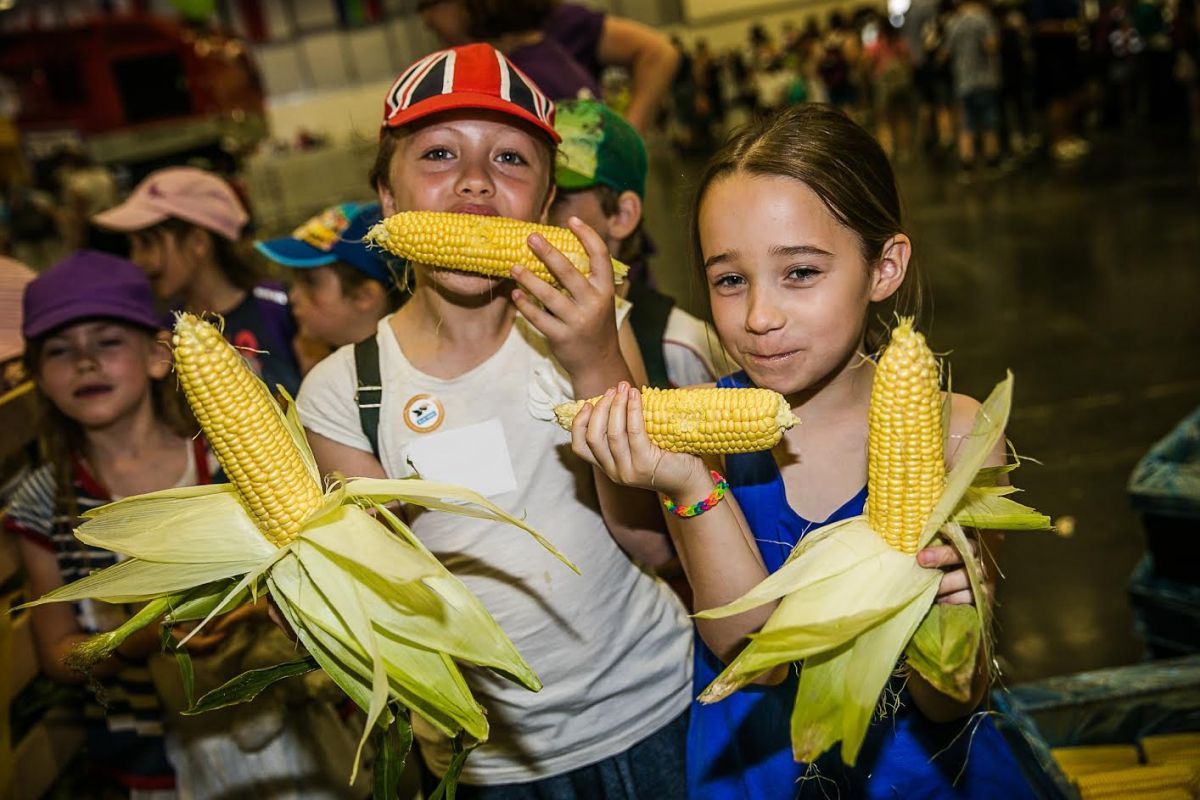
[24, 325, 196, 521]
[689, 104, 923, 347]
[144, 217, 264, 291]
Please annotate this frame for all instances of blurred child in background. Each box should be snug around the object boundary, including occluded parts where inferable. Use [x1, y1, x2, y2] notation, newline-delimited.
[550, 98, 733, 389]
[255, 202, 405, 368]
[93, 167, 303, 395]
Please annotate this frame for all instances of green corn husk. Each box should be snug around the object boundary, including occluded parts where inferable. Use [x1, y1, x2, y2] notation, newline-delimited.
[696, 362, 1054, 766]
[17, 314, 577, 786]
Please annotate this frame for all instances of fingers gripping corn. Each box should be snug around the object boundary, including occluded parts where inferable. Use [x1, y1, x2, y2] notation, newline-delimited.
[554, 386, 799, 455]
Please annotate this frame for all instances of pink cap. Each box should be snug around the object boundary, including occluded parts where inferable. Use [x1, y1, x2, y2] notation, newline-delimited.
[93, 166, 248, 241]
[0, 256, 36, 363]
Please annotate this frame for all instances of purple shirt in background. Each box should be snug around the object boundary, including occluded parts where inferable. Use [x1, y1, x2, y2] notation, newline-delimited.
[543, 2, 607, 79]
[508, 36, 601, 101]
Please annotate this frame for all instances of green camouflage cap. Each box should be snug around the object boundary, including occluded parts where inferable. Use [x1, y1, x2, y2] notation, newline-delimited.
[554, 99, 647, 198]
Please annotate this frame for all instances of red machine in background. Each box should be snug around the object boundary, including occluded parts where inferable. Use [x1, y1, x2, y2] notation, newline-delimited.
[0, 12, 267, 175]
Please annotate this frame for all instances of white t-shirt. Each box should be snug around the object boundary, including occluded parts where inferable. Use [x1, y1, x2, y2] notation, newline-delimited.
[662, 306, 737, 388]
[297, 314, 692, 785]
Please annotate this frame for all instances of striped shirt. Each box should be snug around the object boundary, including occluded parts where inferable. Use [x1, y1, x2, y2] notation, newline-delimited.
[5, 438, 215, 790]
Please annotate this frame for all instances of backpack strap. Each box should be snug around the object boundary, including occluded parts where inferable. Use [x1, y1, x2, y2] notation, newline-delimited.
[353, 335, 383, 459]
[625, 282, 676, 389]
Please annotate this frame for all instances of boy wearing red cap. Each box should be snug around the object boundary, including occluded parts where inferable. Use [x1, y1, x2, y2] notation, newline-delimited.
[297, 44, 689, 796]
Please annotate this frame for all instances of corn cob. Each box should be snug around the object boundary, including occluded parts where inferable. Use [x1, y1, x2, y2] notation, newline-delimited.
[366, 211, 629, 285]
[173, 313, 324, 547]
[1074, 764, 1197, 799]
[1052, 745, 1142, 779]
[866, 318, 946, 555]
[554, 386, 798, 455]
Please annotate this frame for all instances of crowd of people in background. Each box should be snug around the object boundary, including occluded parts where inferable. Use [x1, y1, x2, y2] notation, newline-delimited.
[665, 0, 1199, 178]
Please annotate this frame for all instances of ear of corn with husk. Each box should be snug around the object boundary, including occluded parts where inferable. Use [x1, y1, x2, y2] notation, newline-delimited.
[554, 386, 799, 454]
[19, 313, 577, 784]
[694, 318, 1053, 766]
[365, 210, 629, 285]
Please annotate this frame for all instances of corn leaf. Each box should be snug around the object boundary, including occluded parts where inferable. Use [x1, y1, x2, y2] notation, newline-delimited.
[920, 372, 1013, 550]
[18, 558, 259, 607]
[176, 547, 291, 647]
[972, 463, 1019, 487]
[300, 505, 440, 584]
[163, 580, 252, 624]
[272, 549, 487, 741]
[185, 657, 318, 715]
[344, 477, 578, 573]
[80, 483, 232, 518]
[839, 578, 940, 765]
[373, 707, 414, 800]
[75, 487, 275, 564]
[941, 521, 993, 683]
[693, 517, 866, 620]
[302, 522, 538, 690]
[792, 646, 853, 763]
[700, 534, 938, 701]
[278, 387, 322, 487]
[905, 604, 980, 703]
[952, 487, 1053, 531]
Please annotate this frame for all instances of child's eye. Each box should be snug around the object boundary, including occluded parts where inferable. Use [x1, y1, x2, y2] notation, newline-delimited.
[43, 345, 68, 359]
[712, 273, 746, 289]
[421, 147, 453, 161]
[786, 266, 820, 282]
[99, 338, 125, 348]
[495, 150, 527, 166]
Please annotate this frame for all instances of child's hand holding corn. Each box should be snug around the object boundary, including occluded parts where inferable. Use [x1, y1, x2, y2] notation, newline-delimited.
[509, 216, 626, 392]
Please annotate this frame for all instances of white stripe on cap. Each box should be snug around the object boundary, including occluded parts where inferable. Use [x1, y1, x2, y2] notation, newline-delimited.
[398, 51, 446, 109]
[441, 49, 457, 94]
[494, 48, 511, 101]
[388, 51, 440, 115]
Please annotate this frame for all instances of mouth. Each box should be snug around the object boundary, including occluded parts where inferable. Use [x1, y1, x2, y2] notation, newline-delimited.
[73, 384, 114, 398]
[744, 349, 800, 366]
[451, 204, 500, 216]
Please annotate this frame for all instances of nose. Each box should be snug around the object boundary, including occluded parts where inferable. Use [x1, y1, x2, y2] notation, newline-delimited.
[454, 152, 494, 198]
[745, 284, 786, 335]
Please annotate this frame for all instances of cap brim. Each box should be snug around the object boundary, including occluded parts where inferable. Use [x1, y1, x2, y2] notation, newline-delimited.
[254, 239, 338, 269]
[23, 303, 164, 340]
[92, 201, 169, 233]
[555, 166, 597, 190]
[384, 92, 562, 143]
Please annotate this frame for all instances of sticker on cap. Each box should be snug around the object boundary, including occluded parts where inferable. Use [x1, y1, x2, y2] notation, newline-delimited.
[403, 393, 445, 433]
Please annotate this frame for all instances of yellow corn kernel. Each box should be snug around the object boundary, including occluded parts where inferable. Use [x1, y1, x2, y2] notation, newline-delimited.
[366, 211, 629, 285]
[554, 387, 798, 455]
[1074, 764, 1197, 799]
[173, 313, 324, 547]
[1052, 744, 1142, 779]
[866, 318, 945, 555]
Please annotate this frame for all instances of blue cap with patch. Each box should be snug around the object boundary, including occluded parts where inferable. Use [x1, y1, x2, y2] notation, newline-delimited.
[255, 202, 394, 284]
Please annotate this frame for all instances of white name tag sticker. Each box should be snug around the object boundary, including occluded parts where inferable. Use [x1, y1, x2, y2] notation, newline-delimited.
[401, 418, 518, 498]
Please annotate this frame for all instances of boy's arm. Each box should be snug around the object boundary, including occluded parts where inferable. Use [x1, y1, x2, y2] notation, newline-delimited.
[511, 219, 674, 567]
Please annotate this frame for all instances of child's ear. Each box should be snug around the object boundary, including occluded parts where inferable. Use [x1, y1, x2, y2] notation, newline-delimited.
[183, 226, 213, 261]
[607, 191, 643, 241]
[148, 331, 173, 380]
[870, 234, 911, 303]
[378, 183, 399, 216]
[351, 279, 386, 312]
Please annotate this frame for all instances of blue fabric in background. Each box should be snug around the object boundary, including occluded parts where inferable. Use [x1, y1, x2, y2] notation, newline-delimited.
[686, 371, 1037, 799]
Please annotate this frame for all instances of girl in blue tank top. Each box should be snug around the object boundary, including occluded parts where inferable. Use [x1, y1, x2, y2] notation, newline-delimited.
[565, 104, 1036, 799]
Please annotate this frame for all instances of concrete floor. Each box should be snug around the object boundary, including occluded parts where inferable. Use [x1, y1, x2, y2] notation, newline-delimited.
[640, 127, 1200, 684]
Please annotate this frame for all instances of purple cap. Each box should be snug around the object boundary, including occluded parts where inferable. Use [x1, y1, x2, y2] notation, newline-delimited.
[22, 250, 164, 339]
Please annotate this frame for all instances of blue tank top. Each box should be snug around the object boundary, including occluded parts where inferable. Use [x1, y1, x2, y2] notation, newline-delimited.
[687, 372, 1036, 799]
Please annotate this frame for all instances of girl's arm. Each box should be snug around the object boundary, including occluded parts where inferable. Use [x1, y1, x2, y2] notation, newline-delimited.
[908, 391, 1007, 721]
[572, 384, 781, 667]
[512, 219, 674, 568]
[595, 16, 681, 133]
[17, 537, 159, 683]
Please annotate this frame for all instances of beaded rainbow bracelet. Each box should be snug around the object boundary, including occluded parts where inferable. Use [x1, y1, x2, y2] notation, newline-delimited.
[662, 470, 729, 518]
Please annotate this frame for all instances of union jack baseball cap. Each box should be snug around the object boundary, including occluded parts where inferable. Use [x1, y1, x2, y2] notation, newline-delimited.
[382, 43, 560, 143]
